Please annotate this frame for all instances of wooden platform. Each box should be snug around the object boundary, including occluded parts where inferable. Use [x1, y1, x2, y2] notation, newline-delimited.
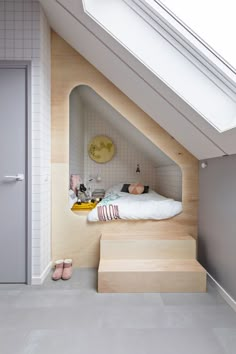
[100, 233, 196, 260]
[98, 233, 206, 293]
[51, 32, 199, 267]
[98, 259, 206, 293]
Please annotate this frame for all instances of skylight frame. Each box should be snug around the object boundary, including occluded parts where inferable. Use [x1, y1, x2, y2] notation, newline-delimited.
[124, 0, 236, 132]
[153, 0, 236, 73]
[136, 0, 236, 90]
[84, 0, 236, 133]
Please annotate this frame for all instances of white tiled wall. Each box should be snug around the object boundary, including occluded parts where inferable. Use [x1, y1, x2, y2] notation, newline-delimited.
[39, 7, 51, 276]
[156, 165, 182, 201]
[0, 1, 51, 281]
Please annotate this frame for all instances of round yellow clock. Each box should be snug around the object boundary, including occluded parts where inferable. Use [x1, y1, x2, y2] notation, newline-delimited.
[88, 135, 115, 163]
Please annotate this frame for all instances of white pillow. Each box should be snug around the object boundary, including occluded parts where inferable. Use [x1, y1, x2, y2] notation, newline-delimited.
[106, 183, 124, 195]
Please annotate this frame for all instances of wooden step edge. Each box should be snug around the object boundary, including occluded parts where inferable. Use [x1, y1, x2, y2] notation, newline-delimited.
[98, 259, 206, 273]
[101, 234, 195, 241]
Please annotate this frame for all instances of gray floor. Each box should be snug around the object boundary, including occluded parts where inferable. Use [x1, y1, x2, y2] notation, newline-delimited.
[0, 269, 236, 354]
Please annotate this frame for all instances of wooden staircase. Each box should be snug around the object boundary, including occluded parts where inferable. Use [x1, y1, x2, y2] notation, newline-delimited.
[98, 233, 206, 293]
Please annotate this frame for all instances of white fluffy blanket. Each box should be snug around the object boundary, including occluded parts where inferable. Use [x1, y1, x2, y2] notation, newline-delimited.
[87, 185, 182, 222]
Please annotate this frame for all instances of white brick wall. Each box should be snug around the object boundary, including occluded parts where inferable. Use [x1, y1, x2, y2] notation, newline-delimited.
[0, 0, 51, 280]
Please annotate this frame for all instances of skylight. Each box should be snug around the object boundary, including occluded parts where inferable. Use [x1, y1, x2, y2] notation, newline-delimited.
[140, 0, 236, 132]
[152, 0, 236, 72]
[83, 0, 236, 133]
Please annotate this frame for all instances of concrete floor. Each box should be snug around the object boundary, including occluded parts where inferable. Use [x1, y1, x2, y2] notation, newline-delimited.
[0, 268, 236, 354]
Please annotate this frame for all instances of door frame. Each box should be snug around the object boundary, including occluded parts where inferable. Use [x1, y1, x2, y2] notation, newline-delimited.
[0, 61, 32, 284]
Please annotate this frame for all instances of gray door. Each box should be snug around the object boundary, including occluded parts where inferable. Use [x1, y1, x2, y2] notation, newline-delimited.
[0, 68, 27, 283]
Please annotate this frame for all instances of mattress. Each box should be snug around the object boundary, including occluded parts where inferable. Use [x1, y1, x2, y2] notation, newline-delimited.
[87, 183, 182, 222]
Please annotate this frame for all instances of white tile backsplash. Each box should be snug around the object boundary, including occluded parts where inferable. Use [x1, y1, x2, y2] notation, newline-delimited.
[0, 0, 51, 279]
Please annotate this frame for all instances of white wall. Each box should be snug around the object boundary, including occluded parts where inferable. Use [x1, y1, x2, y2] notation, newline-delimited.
[156, 165, 182, 201]
[0, 1, 51, 282]
[69, 87, 84, 177]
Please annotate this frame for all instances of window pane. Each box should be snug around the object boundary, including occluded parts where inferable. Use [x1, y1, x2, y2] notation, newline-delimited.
[157, 0, 236, 69]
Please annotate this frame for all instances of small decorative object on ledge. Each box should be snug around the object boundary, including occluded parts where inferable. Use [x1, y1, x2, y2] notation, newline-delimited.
[92, 188, 105, 199]
[88, 135, 115, 163]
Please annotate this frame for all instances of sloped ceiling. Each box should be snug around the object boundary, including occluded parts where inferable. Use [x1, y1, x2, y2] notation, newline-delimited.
[78, 85, 175, 167]
[40, 0, 236, 159]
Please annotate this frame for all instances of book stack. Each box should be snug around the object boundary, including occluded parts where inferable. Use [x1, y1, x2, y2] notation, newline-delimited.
[92, 189, 105, 200]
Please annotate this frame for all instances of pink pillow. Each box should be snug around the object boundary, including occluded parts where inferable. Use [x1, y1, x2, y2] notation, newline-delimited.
[128, 183, 144, 195]
[70, 175, 82, 194]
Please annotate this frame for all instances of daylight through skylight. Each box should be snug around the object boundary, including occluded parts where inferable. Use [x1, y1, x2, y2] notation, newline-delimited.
[153, 0, 236, 71]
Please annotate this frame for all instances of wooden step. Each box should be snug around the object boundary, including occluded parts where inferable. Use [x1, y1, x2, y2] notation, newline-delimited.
[98, 259, 206, 293]
[100, 233, 196, 260]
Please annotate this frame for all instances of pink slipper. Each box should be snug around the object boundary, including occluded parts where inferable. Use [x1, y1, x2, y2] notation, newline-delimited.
[52, 260, 64, 281]
[62, 259, 73, 280]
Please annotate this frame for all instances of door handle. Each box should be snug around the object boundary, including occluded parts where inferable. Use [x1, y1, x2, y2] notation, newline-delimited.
[4, 174, 24, 181]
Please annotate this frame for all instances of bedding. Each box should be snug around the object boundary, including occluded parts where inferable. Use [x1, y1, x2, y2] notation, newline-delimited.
[87, 183, 182, 222]
[121, 183, 149, 194]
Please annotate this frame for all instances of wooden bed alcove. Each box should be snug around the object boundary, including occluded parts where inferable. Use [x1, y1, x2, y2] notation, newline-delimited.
[51, 31, 199, 271]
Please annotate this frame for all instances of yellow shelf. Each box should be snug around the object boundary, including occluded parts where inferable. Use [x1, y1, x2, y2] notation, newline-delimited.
[71, 201, 98, 211]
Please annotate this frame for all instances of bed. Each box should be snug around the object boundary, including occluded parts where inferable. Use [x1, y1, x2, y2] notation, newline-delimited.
[87, 183, 182, 222]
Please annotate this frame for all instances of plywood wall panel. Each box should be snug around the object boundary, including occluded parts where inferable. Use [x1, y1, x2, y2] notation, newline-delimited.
[51, 32, 199, 265]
